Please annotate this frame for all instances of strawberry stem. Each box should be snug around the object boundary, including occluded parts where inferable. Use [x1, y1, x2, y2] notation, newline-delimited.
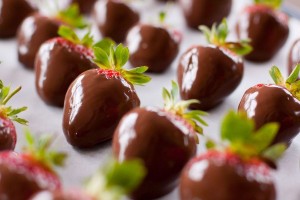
[58, 25, 94, 48]
[2, 86, 21, 105]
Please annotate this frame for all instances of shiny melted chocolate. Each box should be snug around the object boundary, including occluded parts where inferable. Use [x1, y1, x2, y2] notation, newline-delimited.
[179, 0, 232, 29]
[0, 117, 16, 151]
[113, 107, 197, 199]
[177, 45, 243, 111]
[288, 39, 300, 74]
[93, 0, 139, 43]
[127, 24, 180, 73]
[238, 84, 300, 145]
[236, 5, 289, 62]
[63, 69, 140, 148]
[17, 13, 60, 69]
[0, 0, 36, 38]
[35, 38, 97, 107]
[180, 151, 276, 200]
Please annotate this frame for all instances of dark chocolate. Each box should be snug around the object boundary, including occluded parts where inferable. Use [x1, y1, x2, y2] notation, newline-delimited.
[177, 45, 243, 110]
[0, 118, 16, 150]
[288, 39, 300, 74]
[93, 0, 139, 43]
[179, 0, 232, 29]
[236, 5, 289, 62]
[127, 24, 180, 73]
[238, 84, 300, 145]
[70, 0, 97, 14]
[113, 107, 196, 199]
[63, 69, 140, 148]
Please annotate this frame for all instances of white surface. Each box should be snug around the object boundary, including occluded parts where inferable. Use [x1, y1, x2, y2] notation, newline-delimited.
[1, 0, 300, 199]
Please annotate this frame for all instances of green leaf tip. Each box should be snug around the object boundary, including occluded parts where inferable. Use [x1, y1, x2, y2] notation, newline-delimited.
[57, 4, 87, 29]
[85, 159, 146, 200]
[269, 65, 300, 100]
[159, 11, 167, 23]
[220, 110, 286, 160]
[58, 25, 94, 48]
[93, 38, 151, 86]
[23, 129, 67, 170]
[254, 0, 283, 9]
[199, 18, 252, 56]
[163, 81, 208, 141]
[0, 80, 28, 125]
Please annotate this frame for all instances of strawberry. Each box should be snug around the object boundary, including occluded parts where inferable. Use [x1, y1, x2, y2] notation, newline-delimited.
[0, 130, 66, 200]
[177, 19, 251, 110]
[35, 26, 97, 107]
[30, 159, 145, 200]
[0, 0, 36, 38]
[236, 0, 289, 62]
[288, 38, 300, 76]
[93, 0, 139, 43]
[238, 65, 300, 145]
[0, 80, 27, 150]
[17, 4, 87, 69]
[180, 111, 286, 200]
[69, 0, 97, 14]
[179, 0, 232, 29]
[62, 39, 151, 148]
[112, 81, 207, 199]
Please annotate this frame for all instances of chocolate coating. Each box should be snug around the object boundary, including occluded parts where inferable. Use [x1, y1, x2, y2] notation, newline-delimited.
[177, 45, 243, 110]
[288, 39, 300, 74]
[30, 190, 92, 200]
[127, 24, 180, 73]
[0, 117, 16, 150]
[236, 5, 289, 62]
[179, 0, 232, 29]
[238, 84, 300, 145]
[180, 151, 276, 200]
[35, 38, 97, 107]
[93, 0, 139, 43]
[0, 0, 36, 38]
[17, 13, 60, 69]
[70, 0, 97, 14]
[63, 69, 140, 148]
[113, 107, 197, 199]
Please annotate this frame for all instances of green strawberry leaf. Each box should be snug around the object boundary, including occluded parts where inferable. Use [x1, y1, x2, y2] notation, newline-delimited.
[58, 26, 94, 48]
[262, 143, 286, 163]
[159, 11, 167, 23]
[56, 4, 87, 29]
[254, 0, 283, 9]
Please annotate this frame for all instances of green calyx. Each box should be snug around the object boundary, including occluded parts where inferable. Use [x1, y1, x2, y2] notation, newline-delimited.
[85, 159, 146, 200]
[159, 11, 167, 23]
[23, 129, 67, 171]
[56, 4, 87, 29]
[93, 38, 151, 85]
[270, 64, 300, 100]
[58, 25, 94, 48]
[207, 110, 286, 163]
[163, 81, 208, 143]
[254, 0, 282, 9]
[0, 80, 27, 125]
[199, 19, 252, 56]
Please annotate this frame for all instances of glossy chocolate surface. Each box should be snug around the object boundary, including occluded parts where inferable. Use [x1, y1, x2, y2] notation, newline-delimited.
[177, 45, 243, 110]
[180, 151, 276, 200]
[238, 84, 300, 145]
[288, 38, 300, 74]
[30, 190, 93, 200]
[0, 118, 16, 150]
[179, 0, 232, 29]
[113, 107, 197, 199]
[17, 13, 60, 69]
[127, 24, 180, 73]
[93, 0, 139, 43]
[71, 0, 97, 14]
[35, 38, 97, 107]
[63, 69, 140, 148]
[236, 5, 289, 62]
[0, 0, 35, 38]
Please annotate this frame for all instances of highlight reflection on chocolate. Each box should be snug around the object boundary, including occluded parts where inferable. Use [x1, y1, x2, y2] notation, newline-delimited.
[288, 39, 300, 74]
[93, 0, 139, 43]
[0, 0, 36, 38]
[113, 107, 196, 199]
[0, 118, 16, 150]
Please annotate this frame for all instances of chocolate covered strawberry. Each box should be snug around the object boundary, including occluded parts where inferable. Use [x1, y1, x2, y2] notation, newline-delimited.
[288, 38, 300, 75]
[17, 4, 87, 69]
[239, 65, 300, 145]
[179, 0, 232, 29]
[30, 159, 145, 200]
[113, 81, 207, 199]
[236, 0, 289, 62]
[180, 111, 286, 200]
[0, 130, 66, 200]
[178, 19, 251, 110]
[35, 26, 97, 107]
[70, 0, 97, 14]
[62, 39, 151, 148]
[0, 0, 36, 38]
[93, 0, 139, 43]
[0, 80, 27, 150]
